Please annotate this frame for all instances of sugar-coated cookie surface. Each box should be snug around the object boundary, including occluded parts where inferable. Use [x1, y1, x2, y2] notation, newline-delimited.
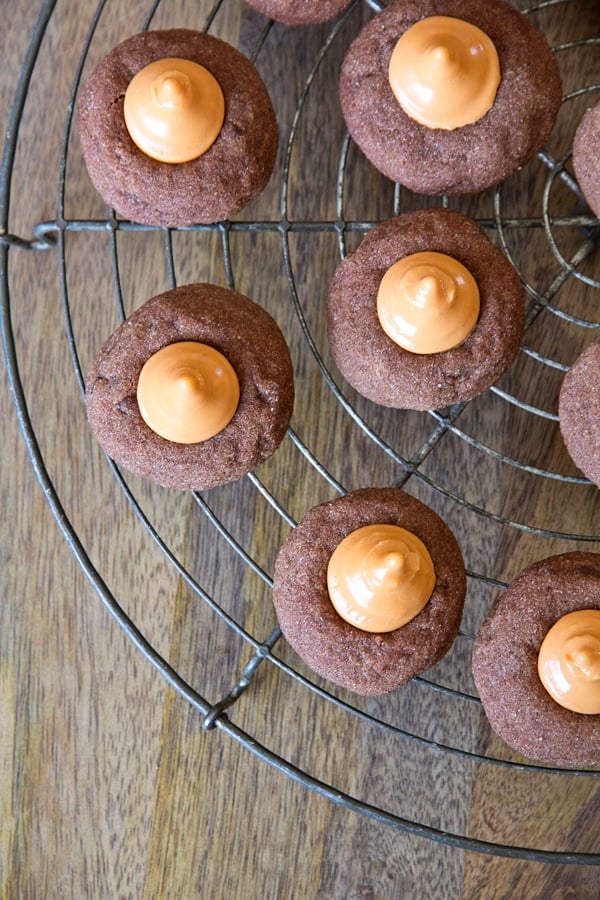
[78, 29, 278, 226]
[573, 100, 600, 220]
[339, 0, 562, 195]
[85, 284, 294, 491]
[243, 0, 354, 25]
[472, 552, 600, 768]
[559, 338, 600, 489]
[327, 208, 525, 410]
[272, 487, 466, 695]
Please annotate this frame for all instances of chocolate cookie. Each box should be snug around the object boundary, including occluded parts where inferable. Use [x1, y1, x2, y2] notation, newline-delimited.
[78, 29, 278, 226]
[559, 338, 600, 488]
[85, 283, 294, 491]
[327, 208, 525, 410]
[472, 552, 600, 768]
[243, 0, 354, 25]
[272, 487, 466, 695]
[339, 0, 562, 195]
[573, 100, 600, 219]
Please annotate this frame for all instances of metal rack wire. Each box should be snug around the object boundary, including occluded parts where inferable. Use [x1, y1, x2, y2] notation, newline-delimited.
[2, 0, 600, 863]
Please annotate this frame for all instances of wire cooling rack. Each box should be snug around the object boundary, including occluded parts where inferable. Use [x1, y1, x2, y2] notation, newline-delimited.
[2, 0, 600, 863]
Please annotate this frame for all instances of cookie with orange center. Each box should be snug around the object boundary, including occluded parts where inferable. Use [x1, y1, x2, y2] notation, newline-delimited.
[242, 0, 354, 26]
[78, 29, 278, 226]
[272, 487, 466, 695]
[85, 283, 294, 491]
[472, 552, 600, 768]
[327, 207, 525, 410]
[339, 0, 562, 194]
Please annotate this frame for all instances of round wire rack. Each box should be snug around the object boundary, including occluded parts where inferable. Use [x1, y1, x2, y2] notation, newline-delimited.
[2, 0, 600, 864]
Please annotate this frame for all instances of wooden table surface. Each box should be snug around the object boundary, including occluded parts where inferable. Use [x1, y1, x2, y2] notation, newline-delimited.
[2, 1, 599, 897]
